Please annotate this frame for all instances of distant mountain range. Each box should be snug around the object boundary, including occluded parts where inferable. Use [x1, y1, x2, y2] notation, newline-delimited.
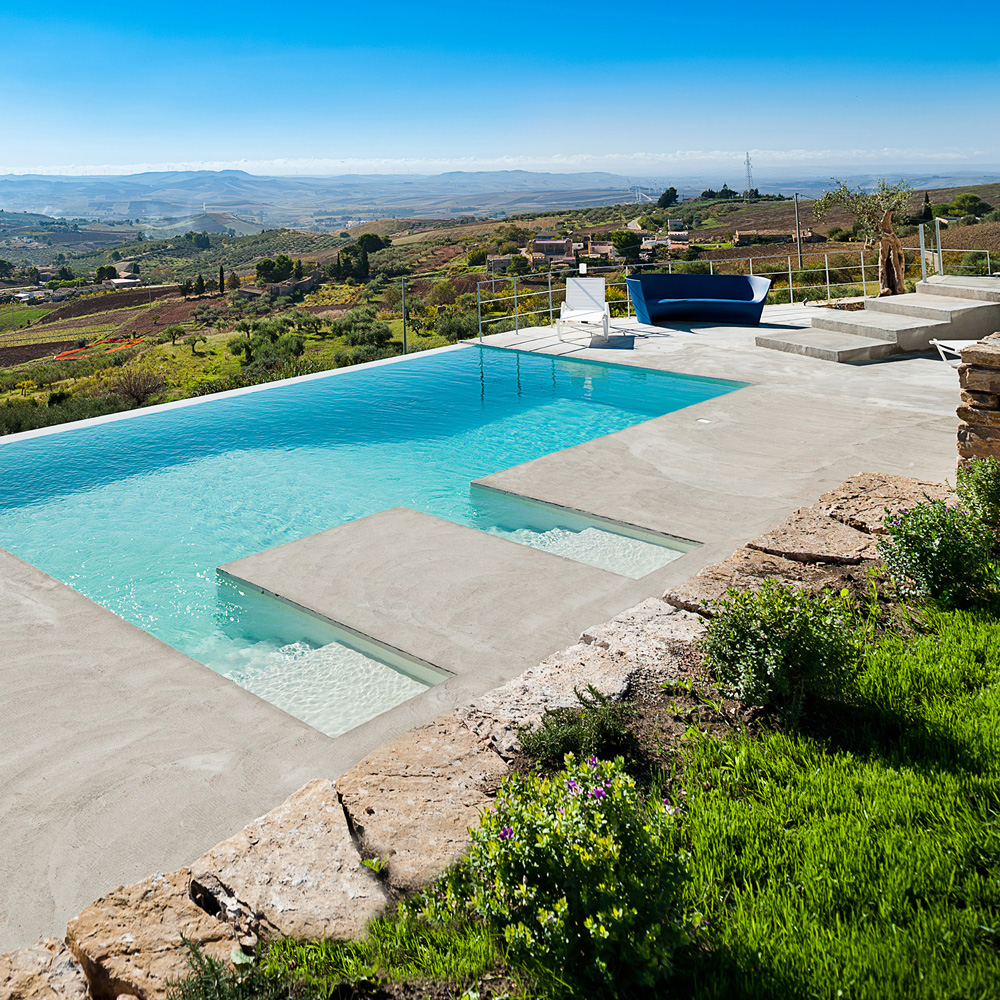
[2, 169, 999, 227]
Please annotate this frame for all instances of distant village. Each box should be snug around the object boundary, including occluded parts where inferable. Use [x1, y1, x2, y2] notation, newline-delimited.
[485, 222, 820, 274]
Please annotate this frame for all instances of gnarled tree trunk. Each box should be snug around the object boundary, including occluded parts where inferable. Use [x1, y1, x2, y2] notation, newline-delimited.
[877, 209, 906, 296]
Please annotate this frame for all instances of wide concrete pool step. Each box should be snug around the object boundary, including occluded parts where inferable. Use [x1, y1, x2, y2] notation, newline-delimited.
[754, 328, 898, 362]
[918, 275, 1000, 303]
[757, 277, 1000, 362]
[218, 507, 681, 683]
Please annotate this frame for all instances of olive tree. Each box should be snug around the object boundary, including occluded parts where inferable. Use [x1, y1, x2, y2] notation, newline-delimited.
[814, 178, 912, 295]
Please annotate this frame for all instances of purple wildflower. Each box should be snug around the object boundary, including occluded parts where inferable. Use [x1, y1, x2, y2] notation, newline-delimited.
[663, 798, 677, 816]
[567, 779, 578, 793]
[499, 825, 513, 840]
[587, 756, 598, 767]
[590, 786, 606, 800]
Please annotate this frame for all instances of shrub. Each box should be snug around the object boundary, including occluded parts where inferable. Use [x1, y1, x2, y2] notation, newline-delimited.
[957, 455, 1000, 534]
[112, 368, 167, 405]
[702, 580, 857, 719]
[878, 500, 996, 608]
[434, 310, 478, 342]
[0, 394, 131, 436]
[518, 686, 639, 770]
[419, 755, 686, 997]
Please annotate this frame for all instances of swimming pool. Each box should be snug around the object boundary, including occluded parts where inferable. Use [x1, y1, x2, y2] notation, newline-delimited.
[0, 344, 745, 736]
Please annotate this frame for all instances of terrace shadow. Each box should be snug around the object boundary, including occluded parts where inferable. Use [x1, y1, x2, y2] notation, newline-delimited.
[672, 939, 811, 1000]
[802, 696, 981, 775]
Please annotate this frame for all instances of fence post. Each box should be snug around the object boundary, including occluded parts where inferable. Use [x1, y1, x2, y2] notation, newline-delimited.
[860, 248, 867, 300]
[987, 250, 992, 275]
[547, 272, 553, 326]
[749, 256, 754, 275]
[477, 282, 482, 341]
[825, 253, 831, 301]
[668, 260, 673, 274]
[787, 256, 794, 305]
[709, 260, 714, 275]
[919, 224, 927, 282]
[935, 218, 944, 276]
[513, 276, 519, 333]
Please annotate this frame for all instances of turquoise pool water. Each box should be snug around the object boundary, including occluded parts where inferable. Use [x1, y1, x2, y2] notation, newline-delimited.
[0, 344, 745, 735]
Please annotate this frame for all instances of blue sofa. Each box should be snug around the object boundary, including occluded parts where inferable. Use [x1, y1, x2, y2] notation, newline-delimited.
[625, 273, 772, 326]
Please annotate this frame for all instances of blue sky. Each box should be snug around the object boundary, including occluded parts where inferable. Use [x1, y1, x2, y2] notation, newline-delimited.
[2, 0, 997, 176]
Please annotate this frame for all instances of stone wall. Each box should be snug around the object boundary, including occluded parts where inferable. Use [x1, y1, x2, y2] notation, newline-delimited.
[958, 334, 1000, 461]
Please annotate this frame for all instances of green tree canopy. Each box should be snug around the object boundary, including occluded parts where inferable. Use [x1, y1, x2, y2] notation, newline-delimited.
[950, 193, 993, 217]
[813, 178, 913, 246]
[657, 186, 678, 208]
[610, 229, 642, 263]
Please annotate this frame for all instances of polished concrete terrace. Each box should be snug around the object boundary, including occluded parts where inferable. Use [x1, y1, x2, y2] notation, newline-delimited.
[0, 303, 963, 951]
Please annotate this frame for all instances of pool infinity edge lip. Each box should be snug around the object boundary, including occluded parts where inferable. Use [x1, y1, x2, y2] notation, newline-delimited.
[0, 342, 470, 446]
[0, 339, 749, 447]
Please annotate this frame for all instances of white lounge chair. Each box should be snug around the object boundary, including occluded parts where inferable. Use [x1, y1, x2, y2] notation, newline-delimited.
[557, 277, 611, 342]
[930, 339, 978, 365]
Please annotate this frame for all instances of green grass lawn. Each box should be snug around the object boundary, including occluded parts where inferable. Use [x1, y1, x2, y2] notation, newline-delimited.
[676, 609, 1000, 1000]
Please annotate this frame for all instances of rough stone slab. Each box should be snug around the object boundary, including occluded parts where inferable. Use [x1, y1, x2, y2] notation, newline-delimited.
[663, 547, 877, 617]
[579, 599, 705, 659]
[336, 718, 508, 894]
[65, 869, 233, 1000]
[0, 938, 89, 1000]
[191, 779, 388, 941]
[961, 389, 999, 409]
[458, 601, 703, 756]
[814, 472, 956, 534]
[747, 507, 878, 563]
[958, 364, 1000, 394]
[958, 337, 1000, 366]
[958, 421, 1000, 441]
[957, 404, 1000, 428]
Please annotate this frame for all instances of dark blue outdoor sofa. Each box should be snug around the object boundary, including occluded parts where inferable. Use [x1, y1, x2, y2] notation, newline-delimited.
[625, 273, 772, 326]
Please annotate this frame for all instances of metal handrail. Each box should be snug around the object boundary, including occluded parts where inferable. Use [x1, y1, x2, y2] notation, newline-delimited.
[473, 228, 996, 337]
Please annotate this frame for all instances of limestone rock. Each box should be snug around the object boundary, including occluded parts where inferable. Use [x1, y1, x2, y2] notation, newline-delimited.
[959, 364, 1000, 395]
[747, 507, 877, 563]
[579, 599, 706, 658]
[957, 404, 1000, 429]
[65, 868, 233, 1000]
[958, 336, 1000, 367]
[460, 601, 702, 754]
[958, 423, 1000, 460]
[336, 718, 507, 893]
[961, 389, 999, 409]
[0, 938, 89, 1000]
[663, 547, 876, 617]
[191, 779, 388, 940]
[814, 472, 955, 535]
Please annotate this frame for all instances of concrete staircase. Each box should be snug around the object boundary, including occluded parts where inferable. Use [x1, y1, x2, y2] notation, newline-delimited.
[756, 275, 1000, 362]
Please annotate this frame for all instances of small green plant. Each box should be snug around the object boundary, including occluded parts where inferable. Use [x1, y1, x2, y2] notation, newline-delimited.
[166, 941, 284, 1000]
[418, 755, 687, 997]
[956, 456, 1000, 535]
[879, 500, 996, 608]
[702, 579, 857, 719]
[517, 685, 639, 769]
[360, 856, 386, 873]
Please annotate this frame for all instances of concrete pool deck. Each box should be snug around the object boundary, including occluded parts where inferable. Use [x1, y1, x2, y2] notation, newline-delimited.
[0, 303, 964, 951]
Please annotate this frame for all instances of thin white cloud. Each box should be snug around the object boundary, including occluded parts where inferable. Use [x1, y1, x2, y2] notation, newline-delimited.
[2, 148, 987, 177]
